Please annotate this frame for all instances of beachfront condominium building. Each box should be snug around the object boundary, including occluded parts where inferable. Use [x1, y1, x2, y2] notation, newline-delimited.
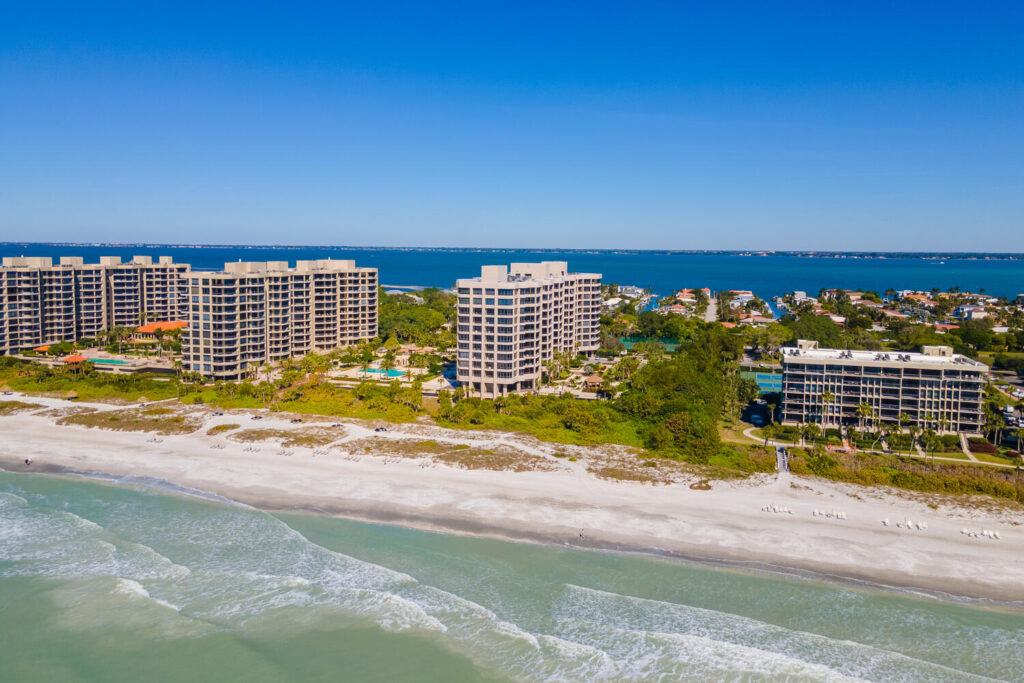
[0, 255, 189, 354]
[456, 262, 601, 397]
[780, 340, 987, 434]
[182, 259, 377, 379]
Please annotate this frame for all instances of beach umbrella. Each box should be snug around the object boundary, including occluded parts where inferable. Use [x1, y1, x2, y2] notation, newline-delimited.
[136, 396, 150, 404]
[64, 390, 78, 400]
[0, 385, 12, 392]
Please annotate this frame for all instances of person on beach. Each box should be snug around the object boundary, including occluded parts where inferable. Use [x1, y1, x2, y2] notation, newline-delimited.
[578, 529, 585, 540]
[24, 458, 31, 467]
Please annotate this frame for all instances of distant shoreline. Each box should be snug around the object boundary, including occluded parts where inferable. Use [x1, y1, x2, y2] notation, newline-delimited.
[2, 241, 1023, 260]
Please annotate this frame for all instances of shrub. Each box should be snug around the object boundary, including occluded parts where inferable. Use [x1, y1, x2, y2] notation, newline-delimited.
[969, 441, 998, 454]
[940, 434, 960, 450]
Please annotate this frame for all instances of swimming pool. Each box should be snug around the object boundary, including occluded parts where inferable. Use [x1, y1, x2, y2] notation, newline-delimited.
[364, 368, 405, 378]
[90, 358, 131, 365]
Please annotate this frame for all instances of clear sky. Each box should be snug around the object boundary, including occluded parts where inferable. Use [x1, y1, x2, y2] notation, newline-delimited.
[2, 1, 1022, 251]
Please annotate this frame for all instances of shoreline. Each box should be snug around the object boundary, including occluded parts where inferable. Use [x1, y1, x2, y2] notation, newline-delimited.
[3, 396, 1023, 604]
[3, 462, 1019, 610]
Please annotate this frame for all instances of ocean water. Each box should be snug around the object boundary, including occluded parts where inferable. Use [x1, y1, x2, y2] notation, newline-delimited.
[2, 470, 1022, 682]
[2, 243, 1023, 300]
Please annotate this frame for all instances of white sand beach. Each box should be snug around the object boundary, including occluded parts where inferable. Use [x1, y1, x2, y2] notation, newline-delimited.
[2, 394, 1022, 602]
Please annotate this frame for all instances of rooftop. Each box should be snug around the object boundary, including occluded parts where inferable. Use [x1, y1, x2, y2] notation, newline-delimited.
[2, 255, 178, 269]
[136, 320, 188, 334]
[781, 340, 985, 368]
[215, 259, 373, 275]
[457, 261, 600, 286]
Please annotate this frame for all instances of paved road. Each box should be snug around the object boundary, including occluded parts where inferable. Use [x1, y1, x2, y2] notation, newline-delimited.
[704, 298, 717, 323]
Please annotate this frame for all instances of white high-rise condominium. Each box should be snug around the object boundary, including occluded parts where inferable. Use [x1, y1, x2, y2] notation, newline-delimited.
[455, 261, 601, 397]
[0, 255, 189, 354]
[182, 259, 378, 379]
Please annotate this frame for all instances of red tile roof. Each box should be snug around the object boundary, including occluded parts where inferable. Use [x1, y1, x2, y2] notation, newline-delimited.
[136, 320, 188, 334]
[60, 355, 88, 363]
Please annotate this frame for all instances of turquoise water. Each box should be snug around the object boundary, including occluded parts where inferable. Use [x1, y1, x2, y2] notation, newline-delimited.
[90, 359, 131, 365]
[365, 368, 405, 377]
[2, 470, 1022, 681]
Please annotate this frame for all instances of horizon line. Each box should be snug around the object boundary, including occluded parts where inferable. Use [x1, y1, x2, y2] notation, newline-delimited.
[1, 241, 1023, 258]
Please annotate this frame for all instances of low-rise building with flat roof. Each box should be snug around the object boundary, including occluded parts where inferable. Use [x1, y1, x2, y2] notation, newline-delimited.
[781, 339, 986, 433]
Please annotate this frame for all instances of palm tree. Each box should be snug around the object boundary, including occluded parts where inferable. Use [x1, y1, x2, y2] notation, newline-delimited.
[984, 404, 1006, 446]
[921, 428, 940, 466]
[907, 422, 922, 457]
[380, 350, 397, 377]
[880, 422, 897, 454]
[820, 390, 835, 426]
[800, 423, 820, 446]
[856, 401, 873, 432]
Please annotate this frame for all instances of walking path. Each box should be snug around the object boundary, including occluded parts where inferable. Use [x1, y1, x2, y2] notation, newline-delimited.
[774, 446, 789, 472]
[740, 426, 1017, 469]
[959, 433, 979, 462]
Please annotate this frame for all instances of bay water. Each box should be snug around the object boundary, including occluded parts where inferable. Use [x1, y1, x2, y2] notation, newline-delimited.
[2, 244, 1023, 300]
[2, 470, 1022, 682]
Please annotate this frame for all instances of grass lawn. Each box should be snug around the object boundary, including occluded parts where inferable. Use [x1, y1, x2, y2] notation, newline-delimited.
[973, 450, 1022, 466]
[978, 351, 1024, 366]
[719, 419, 759, 444]
[928, 450, 971, 461]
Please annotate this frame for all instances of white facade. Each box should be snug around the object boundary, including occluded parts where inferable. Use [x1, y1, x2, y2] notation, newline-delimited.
[182, 259, 377, 379]
[456, 262, 601, 397]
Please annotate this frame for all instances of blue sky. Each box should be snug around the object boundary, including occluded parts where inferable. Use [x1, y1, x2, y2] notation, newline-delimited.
[2, 1, 1022, 251]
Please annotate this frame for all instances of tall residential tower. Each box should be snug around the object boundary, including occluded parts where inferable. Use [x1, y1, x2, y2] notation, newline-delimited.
[182, 259, 377, 379]
[0, 255, 189, 354]
[456, 261, 601, 397]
